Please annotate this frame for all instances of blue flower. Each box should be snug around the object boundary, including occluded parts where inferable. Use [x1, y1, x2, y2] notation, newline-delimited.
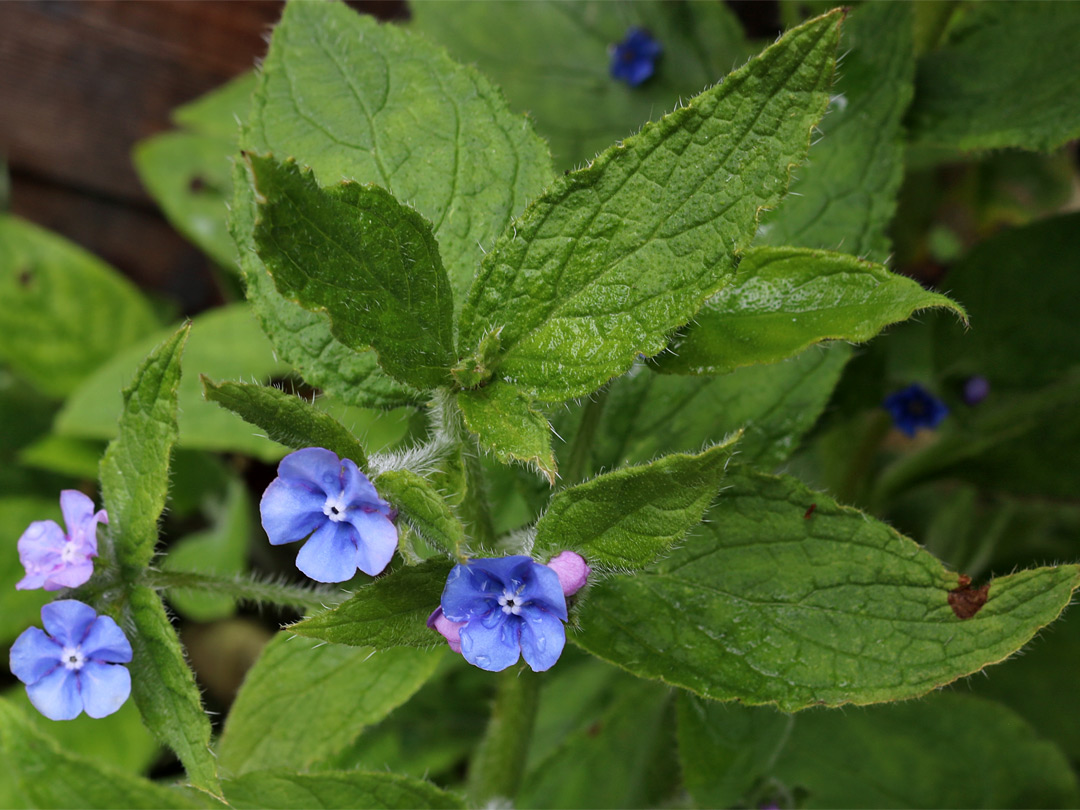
[260, 447, 397, 583]
[883, 384, 949, 437]
[440, 556, 568, 672]
[610, 28, 662, 87]
[9, 600, 132, 721]
[962, 375, 990, 406]
[17, 490, 106, 591]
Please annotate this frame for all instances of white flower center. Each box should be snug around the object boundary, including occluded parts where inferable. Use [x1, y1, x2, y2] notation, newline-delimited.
[322, 492, 349, 523]
[60, 541, 82, 565]
[61, 646, 85, 671]
[498, 588, 525, 616]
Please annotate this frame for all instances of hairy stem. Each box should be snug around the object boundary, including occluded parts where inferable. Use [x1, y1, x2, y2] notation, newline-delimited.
[140, 569, 344, 612]
[563, 389, 609, 487]
[466, 667, 541, 806]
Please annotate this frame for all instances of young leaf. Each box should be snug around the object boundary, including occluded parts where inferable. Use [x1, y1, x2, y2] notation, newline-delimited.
[655, 247, 965, 376]
[217, 634, 443, 775]
[100, 324, 188, 576]
[376, 469, 466, 558]
[248, 156, 456, 391]
[457, 11, 843, 402]
[908, 2, 1080, 152]
[290, 559, 453, 649]
[575, 467, 1080, 711]
[0, 215, 160, 398]
[222, 771, 463, 810]
[122, 586, 219, 794]
[533, 439, 738, 570]
[0, 698, 206, 810]
[457, 384, 556, 483]
[202, 378, 368, 469]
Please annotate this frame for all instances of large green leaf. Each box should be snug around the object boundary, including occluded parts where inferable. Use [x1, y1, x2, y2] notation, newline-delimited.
[100, 325, 188, 575]
[593, 346, 850, 474]
[0, 698, 204, 810]
[457, 384, 556, 482]
[575, 467, 1080, 711]
[217, 633, 443, 775]
[0, 215, 160, 398]
[533, 440, 738, 571]
[248, 156, 456, 390]
[456, 11, 842, 403]
[410, 1, 753, 171]
[760, 1, 913, 261]
[222, 771, 463, 810]
[907, 2, 1080, 152]
[122, 586, 219, 794]
[656, 247, 964, 376]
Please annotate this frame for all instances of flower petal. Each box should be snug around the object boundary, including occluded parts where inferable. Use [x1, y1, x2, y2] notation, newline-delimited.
[347, 509, 398, 576]
[59, 490, 95, 535]
[295, 521, 359, 583]
[79, 661, 132, 719]
[43, 559, 95, 591]
[16, 520, 65, 581]
[340, 458, 387, 512]
[9, 627, 62, 685]
[277, 447, 343, 492]
[427, 608, 465, 654]
[41, 600, 98, 647]
[260, 478, 326, 546]
[518, 607, 567, 672]
[81, 616, 133, 664]
[26, 667, 82, 721]
[459, 614, 522, 672]
[441, 564, 499, 622]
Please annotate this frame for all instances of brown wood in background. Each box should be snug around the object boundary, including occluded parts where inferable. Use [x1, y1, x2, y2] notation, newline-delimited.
[0, 1, 406, 314]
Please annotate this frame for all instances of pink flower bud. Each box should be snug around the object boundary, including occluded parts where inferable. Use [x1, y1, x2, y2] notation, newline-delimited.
[426, 607, 465, 654]
[546, 550, 591, 597]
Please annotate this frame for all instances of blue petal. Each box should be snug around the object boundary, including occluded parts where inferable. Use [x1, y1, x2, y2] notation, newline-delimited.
[441, 564, 497, 622]
[44, 559, 95, 591]
[340, 459, 388, 512]
[26, 667, 82, 721]
[79, 661, 131, 719]
[41, 600, 98, 647]
[81, 616, 133, 664]
[260, 478, 326, 546]
[348, 509, 398, 576]
[295, 521, 359, 583]
[466, 556, 535, 589]
[521, 562, 568, 621]
[518, 607, 566, 672]
[459, 614, 522, 672]
[9, 627, 61, 685]
[278, 447, 343, 492]
[59, 489, 95, 534]
[16, 520, 66, 590]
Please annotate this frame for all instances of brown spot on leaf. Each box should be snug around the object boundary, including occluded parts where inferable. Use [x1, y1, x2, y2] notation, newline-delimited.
[949, 575, 990, 619]
[803, 503, 817, 519]
[586, 721, 603, 738]
[188, 175, 207, 193]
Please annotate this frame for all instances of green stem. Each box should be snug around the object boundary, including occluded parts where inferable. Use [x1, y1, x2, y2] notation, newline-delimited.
[140, 569, 344, 612]
[837, 410, 891, 508]
[466, 667, 541, 807]
[562, 389, 609, 487]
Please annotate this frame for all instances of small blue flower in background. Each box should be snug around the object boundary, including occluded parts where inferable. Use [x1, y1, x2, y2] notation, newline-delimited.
[963, 375, 990, 406]
[10, 600, 132, 721]
[17, 490, 106, 591]
[610, 28, 662, 87]
[439, 555, 569, 672]
[260, 447, 397, 583]
[883, 383, 949, 437]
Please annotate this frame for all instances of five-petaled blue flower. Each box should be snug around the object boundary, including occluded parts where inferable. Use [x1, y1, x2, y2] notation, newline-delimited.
[610, 28, 662, 87]
[17, 490, 106, 591]
[10, 600, 132, 721]
[260, 447, 398, 583]
[883, 383, 949, 437]
[440, 556, 568, 672]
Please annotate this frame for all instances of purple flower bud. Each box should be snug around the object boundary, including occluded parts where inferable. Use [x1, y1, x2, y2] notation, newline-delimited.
[962, 375, 990, 406]
[882, 383, 949, 437]
[546, 550, 591, 597]
[17, 490, 106, 591]
[610, 28, 662, 87]
[426, 607, 465, 654]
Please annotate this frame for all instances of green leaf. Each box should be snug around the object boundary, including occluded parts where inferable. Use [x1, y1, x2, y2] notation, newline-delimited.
[0, 698, 205, 810]
[0, 497, 55, 645]
[594, 346, 850, 474]
[174, 72, 256, 140]
[907, 2, 1080, 152]
[57, 305, 292, 462]
[575, 467, 1080, 711]
[456, 11, 842, 402]
[222, 771, 463, 810]
[217, 633, 443, 775]
[18, 435, 103, 480]
[202, 378, 368, 469]
[122, 586, 219, 794]
[676, 695, 793, 809]
[772, 693, 1079, 808]
[0, 215, 160, 397]
[457, 384, 556, 483]
[655, 247, 965, 376]
[761, 1, 914, 261]
[163, 476, 252, 622]
[290, 559, 453, 649]
[100, 324, 188, 575]
[411, 0, 753, 172]
[248, 156, 456, 390]
[533, 439, 738, 571]
[376, 469, 466, 558]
